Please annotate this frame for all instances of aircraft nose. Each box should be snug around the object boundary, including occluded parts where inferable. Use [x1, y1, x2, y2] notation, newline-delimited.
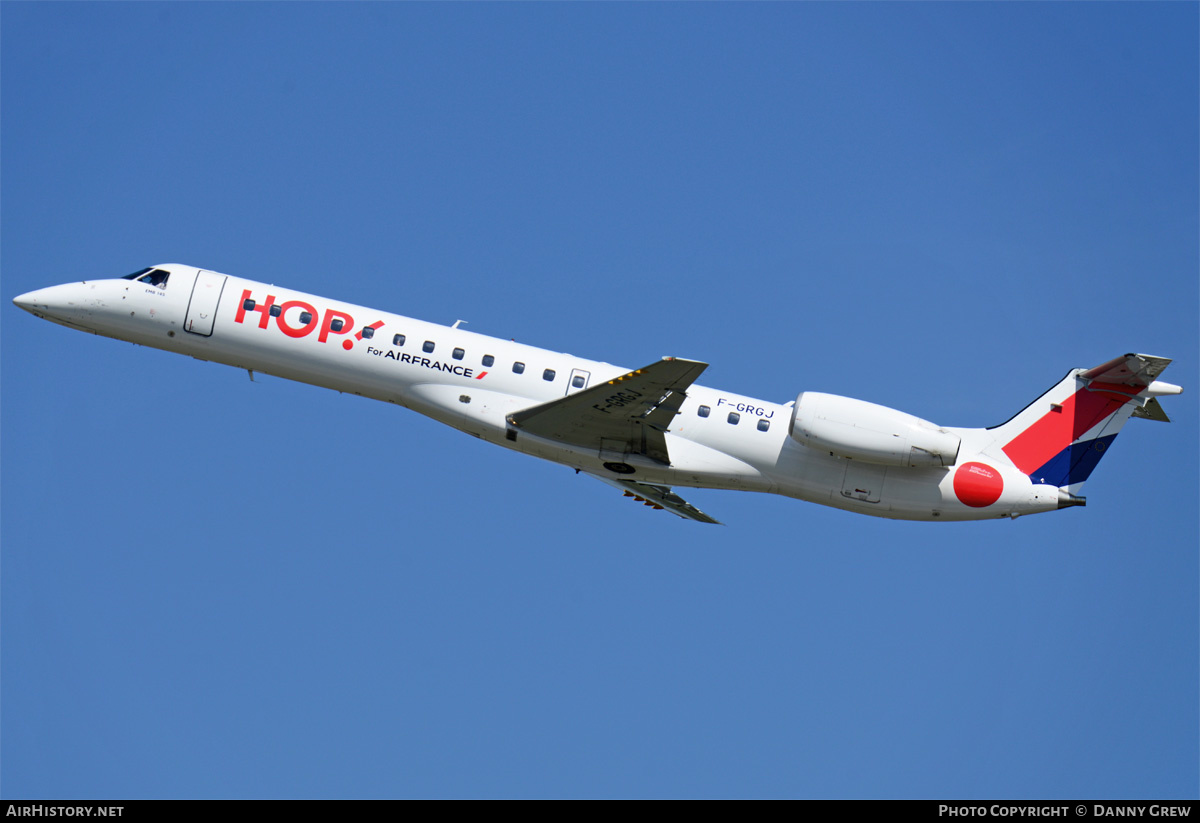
[13, 288, 50, 314]
[12, 283, 93, 322]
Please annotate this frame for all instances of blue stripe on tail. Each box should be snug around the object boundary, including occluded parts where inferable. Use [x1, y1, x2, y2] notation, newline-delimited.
[1027, 434, 1119, 487]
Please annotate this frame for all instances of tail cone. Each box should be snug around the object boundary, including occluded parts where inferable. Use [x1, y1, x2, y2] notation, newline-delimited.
[1057, 489, 1087, 509]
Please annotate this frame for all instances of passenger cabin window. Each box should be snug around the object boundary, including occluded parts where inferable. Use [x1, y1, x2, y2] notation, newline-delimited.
[330, 319, 344, 332]
[137, 269, 170, 289]
[423, 341, 435, 353]
[572, 375, 586, 389]
[757, 419, 771, 432]
[361, 326, 375, 339]
[698, 405, 710, 418]
[513, 361, 525, 374]
[482, 354, 495, 367]
[543, 369, 556, 382]
[243, 298, 256, 311]
[393, 334, 406, 347]
[452, 348, 465, 361]
[299, 311, 313, 325]
[270, 305, 281, 317]
[727, 412, 740, 425]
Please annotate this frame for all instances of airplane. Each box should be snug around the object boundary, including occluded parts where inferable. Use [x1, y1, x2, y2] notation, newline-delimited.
[12, 264, 1182, 524]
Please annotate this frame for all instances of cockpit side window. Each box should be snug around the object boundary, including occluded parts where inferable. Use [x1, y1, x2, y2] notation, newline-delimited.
[137, 269, 170, 289]
[122, 268, 154, 280]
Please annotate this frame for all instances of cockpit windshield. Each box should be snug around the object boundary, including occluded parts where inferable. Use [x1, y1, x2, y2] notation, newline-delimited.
[123, 268, 170, 289]
[139, 270, 170, 288]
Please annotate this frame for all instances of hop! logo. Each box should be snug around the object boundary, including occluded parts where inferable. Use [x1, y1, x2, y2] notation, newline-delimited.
[234, 289, 382, 351]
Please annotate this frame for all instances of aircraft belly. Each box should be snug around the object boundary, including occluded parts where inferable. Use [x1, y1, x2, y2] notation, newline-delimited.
[778, 457, 1058, 521]
[769, 438, 959, 520]
[660, 436, 773, 492]
[530, 436, 768, 492]
[405, 383, 525, 440]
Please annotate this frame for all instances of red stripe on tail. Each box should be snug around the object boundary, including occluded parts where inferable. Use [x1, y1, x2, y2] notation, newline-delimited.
[1002, 387, 1129, 474]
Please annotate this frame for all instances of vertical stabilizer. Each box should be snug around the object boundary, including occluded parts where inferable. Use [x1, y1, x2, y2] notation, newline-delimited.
[989, 354, 1178, 493]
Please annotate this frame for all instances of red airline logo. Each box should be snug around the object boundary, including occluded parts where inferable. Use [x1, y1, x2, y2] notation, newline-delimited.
[234, 289, 381, 351]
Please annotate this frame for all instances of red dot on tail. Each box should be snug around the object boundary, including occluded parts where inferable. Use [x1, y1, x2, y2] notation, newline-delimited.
[342, 340, 353, 350]
[953, 462, 1004, 508]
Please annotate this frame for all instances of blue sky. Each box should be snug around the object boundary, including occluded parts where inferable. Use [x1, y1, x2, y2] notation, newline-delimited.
[2, 2, 1196, 799]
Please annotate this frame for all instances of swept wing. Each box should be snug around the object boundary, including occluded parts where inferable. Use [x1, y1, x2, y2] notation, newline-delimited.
[507, 357, 708, 465]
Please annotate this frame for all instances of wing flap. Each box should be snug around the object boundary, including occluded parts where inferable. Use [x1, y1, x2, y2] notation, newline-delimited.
[588, 473, 722, 524]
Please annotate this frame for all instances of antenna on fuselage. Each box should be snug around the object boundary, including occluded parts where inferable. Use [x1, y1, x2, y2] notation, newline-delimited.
[451, 319, 467, 329]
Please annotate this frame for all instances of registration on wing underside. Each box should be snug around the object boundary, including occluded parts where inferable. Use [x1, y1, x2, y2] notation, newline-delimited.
[506, 357, 709, 465]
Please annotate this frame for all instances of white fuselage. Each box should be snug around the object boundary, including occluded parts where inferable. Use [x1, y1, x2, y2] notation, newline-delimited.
[14, 264, 1066, 522]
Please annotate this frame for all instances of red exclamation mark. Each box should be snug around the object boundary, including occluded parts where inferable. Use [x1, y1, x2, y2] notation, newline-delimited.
[345, 320, 385, 351]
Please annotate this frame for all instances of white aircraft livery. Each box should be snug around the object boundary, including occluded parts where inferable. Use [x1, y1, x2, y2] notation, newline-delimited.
[14, 264, 1183, 524]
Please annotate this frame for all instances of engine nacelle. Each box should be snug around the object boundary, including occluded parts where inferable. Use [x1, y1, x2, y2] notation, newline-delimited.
[789, 392, 961, 468]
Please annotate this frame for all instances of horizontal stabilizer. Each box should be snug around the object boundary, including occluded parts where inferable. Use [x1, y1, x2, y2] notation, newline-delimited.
[1131, 396, 1170, 422]
[1083, 353, 1178, 423]
[1082, 352, 1172, 387]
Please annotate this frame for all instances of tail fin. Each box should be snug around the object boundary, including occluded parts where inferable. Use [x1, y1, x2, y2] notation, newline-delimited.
[989, 353, 1180, 493]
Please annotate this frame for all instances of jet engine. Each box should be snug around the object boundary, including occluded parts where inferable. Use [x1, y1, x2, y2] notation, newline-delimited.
[789, 392, 961, 468]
